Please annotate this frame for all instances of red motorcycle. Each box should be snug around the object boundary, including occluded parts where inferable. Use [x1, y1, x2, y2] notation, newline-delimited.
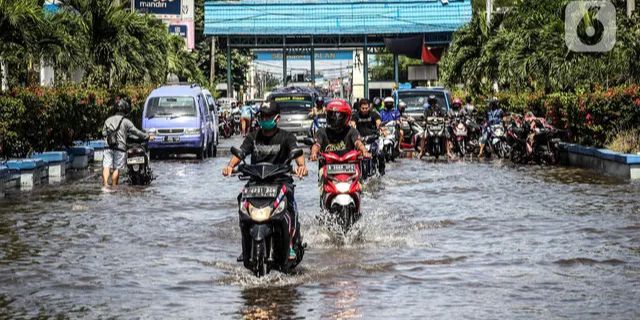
[319, 150, 362, 233]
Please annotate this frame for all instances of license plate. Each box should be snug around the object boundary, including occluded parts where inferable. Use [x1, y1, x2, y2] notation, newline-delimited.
[127, 156, 145, 164]
[430, 126, 443, 131]
[326, 163, 357, 175]
[163, 136, 180, 143]
[243, 186, 278, 198]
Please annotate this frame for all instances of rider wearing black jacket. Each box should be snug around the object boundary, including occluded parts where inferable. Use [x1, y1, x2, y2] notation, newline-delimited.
[223, 102, 308, 260]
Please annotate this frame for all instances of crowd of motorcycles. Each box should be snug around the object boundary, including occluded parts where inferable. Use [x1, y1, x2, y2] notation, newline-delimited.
[228, 102, 567, 277]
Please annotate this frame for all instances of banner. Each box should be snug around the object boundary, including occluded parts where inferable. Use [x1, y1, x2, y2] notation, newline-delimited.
[255, 51, 353, 61]
[134, 0, 181, 17]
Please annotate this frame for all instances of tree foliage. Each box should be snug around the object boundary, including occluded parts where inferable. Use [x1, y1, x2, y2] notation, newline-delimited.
[440, 0, 640, 96]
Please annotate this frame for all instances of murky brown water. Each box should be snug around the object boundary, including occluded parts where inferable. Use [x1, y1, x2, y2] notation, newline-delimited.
[1, 157, 639, 319]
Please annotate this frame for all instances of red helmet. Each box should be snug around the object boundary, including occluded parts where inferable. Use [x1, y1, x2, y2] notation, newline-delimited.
[325, 99, 352, 131]
[452, 98, 463, 108]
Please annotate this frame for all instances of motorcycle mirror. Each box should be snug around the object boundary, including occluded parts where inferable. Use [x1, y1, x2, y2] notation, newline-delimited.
[230, 147, 246, 161]
[301, 137, 315, 146]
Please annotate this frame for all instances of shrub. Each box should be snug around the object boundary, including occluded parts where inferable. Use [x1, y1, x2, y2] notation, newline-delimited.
[607, 128, 640, 154]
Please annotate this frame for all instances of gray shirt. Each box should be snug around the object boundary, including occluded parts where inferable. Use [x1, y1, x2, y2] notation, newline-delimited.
[102, 114, 149, 151]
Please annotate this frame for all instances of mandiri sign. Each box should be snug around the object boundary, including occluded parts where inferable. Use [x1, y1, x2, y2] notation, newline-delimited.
[134, 0, 181, 17]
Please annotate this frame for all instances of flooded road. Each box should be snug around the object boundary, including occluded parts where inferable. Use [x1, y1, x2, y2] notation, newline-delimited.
[1, 157, 639, 319]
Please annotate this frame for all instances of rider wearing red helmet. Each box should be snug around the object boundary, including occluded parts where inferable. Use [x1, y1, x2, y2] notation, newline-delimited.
[310, 99, 371, 161]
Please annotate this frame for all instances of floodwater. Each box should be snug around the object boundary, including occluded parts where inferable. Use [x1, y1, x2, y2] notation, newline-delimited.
[0, 157, 639, 319]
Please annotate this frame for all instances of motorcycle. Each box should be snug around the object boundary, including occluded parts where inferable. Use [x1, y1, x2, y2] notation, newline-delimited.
[381, 121, 400, 162]
[219, 111, 233, 138]
[231, 147, 305, 277]
[232, 108, 241, 135]
[126, 136, 153, 185]
[360, 134, 384, 179]
[450, 118, 468, 157]
[423, 116, 447, 160]
[510, 119, 562, 165]
[400, 117, 425, 152]
[487, 124, 510, 159]
[318, 150, 363, 233]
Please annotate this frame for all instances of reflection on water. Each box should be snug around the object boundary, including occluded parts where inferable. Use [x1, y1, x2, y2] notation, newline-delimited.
[239, 285, 302, 320]
[0, 158, 639, 318]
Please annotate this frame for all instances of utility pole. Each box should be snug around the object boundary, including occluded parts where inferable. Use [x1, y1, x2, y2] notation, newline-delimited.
[486, 0, 493, 26]
[628, 0, 635, 17]
[210, 37, 216, 87]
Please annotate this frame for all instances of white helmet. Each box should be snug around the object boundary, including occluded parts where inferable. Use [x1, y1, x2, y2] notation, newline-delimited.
[383, 97, 394, 104]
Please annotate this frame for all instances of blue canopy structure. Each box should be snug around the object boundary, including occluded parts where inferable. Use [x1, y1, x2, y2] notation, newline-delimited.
[204, 0, 471, 37]
[203, 0, 472, 98]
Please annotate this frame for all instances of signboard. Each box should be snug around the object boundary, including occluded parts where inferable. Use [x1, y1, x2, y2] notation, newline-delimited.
[256, 51, 353, 61]
[408, 65, 438, 81]
[272, 96, 310, 102]
[43, 0, 59, 13]
[134, 0, 181, 18]
[166, 20, 194, 50]
[169, 24, 187, 38]
[180, 0, 194, 20]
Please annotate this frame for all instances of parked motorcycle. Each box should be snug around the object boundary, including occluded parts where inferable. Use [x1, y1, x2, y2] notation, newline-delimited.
[400, 117, 425, 152]
[487, 124, 510, 159]
[232, 108, 241, 135]
[126, 135, 153, 185]
[231, 147, 305, 277]
[423, 116, 447, 160]
[219, 112, 233, 138]
[509, 118, 562, 165]
[318, 150, 363, 233]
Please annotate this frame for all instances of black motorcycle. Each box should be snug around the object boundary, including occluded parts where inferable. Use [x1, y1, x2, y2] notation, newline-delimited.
[360, 134, 384, 179]
[424, 116, 447, 160]
[231, 147, 305, 277]
[126, 136, 153, 185]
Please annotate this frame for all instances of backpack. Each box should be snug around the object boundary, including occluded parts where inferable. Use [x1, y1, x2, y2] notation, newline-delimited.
[106, 116, 125, 150]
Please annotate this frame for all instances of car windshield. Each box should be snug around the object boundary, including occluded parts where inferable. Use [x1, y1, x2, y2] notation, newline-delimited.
[398, 91, 448, 114]
[146, 96, 197, 118]
[271, 95, 312, 115]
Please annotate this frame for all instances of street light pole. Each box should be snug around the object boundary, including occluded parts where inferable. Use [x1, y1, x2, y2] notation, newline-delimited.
[628, 0, 635, 17]
[486, 0, 493, 26]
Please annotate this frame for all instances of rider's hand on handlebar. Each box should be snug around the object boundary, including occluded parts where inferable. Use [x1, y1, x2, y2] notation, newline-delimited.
[362, 151, 372, 159]
[148, 134, 156, 141]
[222, 165, 234, 177]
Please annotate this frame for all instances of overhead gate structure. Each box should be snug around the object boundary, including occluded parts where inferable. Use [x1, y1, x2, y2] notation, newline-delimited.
[204, 0, 472, 98]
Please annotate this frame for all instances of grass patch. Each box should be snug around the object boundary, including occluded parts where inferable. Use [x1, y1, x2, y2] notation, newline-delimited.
[607, 128, 640, 154]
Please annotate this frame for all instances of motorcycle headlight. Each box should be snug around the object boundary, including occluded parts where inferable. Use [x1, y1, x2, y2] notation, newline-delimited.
[249, 204, 271, 222]
[273, 199, 287, 215]
[335, 182, 351, 194]
[184, 128, 200, 135]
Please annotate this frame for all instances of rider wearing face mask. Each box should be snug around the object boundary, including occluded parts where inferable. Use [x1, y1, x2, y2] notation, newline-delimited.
[223, 102, 308, 260]
[379, 97, 404, 154]
[310, 99, 371, 161]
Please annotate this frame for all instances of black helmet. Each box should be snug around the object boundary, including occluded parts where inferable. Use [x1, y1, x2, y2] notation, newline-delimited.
[260, 101, 281, 118]
[427, 95, 438, 106]
[115, 99, 131, 115]
[489, 97, 500, 110]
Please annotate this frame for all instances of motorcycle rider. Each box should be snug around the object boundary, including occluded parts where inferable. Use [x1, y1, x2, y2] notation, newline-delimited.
[478, 97, 504, 157]
[102, 99, 153, 187]
[308, 96, 326, 118]
[350, 99, 385, 175]
[379, 97, 404, 155]
[419, 95, 448, 159]
[464, 96, 476, 115]
[447, 98, 467, 158]
[222, 102, 308, 260]
[372, 97, 383, 111]
[310, 99, 371, 161]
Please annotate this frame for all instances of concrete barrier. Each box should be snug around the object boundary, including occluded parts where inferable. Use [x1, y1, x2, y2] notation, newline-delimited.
[0, 165, 8, 197]
[559, 142, 640, 179]
[31, 151, 69, 183]
[67, 146, 94, 169]
[6, 159, 47, 190]
[87, 140, 107, 162]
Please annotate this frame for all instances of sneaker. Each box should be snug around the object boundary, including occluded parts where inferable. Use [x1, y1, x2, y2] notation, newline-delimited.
[288, 248, 296, 260]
